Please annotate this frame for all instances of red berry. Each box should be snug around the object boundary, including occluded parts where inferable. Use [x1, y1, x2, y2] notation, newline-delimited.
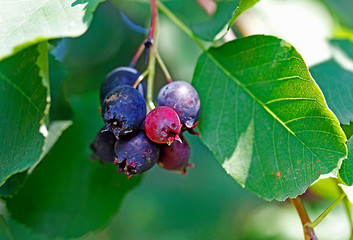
[144, 106, 182, 145]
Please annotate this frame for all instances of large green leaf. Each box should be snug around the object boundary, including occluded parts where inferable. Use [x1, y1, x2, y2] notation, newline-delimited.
[0, 0, 104, 61]
[113, 0, 239, 41]
[228, 0, 261, 30]
[310, 59, 353, 125]
[192, 35, 347, 201]
[0, 44, 48, 187]
[6, 92, 142, 239]
[340, 136, 353, 185]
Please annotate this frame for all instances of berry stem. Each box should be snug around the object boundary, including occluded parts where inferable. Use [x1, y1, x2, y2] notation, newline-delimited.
[157, 2, 207, 52]
[290, 197, 318, 240]
[148, 0, 157, 41]
[156, 51, 172, 83]
[129, 38, 146, 67]
[146, 0, 158, 110]
[305, 193, 345, 228]
[133, 69, 150, 88]
[343, 194, 353, 240]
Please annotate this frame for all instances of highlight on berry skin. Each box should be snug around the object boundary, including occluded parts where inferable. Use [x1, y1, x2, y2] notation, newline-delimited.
[157, 81, 201, 129]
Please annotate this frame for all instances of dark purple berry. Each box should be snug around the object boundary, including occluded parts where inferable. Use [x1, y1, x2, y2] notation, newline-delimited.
[114, 131, 160, 177]
[90, 127, 116, 164]
[158, 135, 194, 175]
[144, 106, 182, 145]
[157, 81, 200, 128]
[100, 67, 146, 105]
[102, 85, 146, 138]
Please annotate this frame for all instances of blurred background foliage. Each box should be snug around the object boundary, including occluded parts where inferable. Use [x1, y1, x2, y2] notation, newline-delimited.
[1, 0, 353, 239]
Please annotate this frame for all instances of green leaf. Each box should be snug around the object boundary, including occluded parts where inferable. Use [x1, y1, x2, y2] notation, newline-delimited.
[2, 217, 45, 240]
[0, 216, 11, 240]
[310, 59, 353, 125]
[228, 0, 261, 30]
[330, 39, 353, 61]
[0, 0, 105, 61]
[114, 0, 239, 41]
[309, 177, 341, 199]
[0, 172, 27, 199]
[192, 35, 347, 201]
[163, 0, 239, 41]
[340, 136, 353, 185]
[319, 0, 353, 30]
[6, 92, 142, 239]
[48, 54, 73, 121]
[0, 44, 48, 187]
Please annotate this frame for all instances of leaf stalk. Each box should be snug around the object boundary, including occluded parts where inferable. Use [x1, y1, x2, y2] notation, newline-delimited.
[290, 197, 318, 240]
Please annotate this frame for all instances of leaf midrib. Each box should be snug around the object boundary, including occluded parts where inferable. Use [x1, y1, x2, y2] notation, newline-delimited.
[203, 46, 337, 162]
[0, 72, 43, 115]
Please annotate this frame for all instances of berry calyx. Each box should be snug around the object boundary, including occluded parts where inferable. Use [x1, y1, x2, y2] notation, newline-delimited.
[102, 85, 146, 139]
[157, 81, 200, 129]
[157, 135, 194, 175]
[144, 106, 182, 145]
[100, 66, 146, 105]
[114, 131, 160, 177]
[90, 127, 116, 164]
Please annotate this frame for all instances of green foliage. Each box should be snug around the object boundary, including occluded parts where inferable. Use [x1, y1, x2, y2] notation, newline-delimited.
[192, 35, 347, 200]
[6, 93, 142, 239]
[320, 0, 353, 30]
[310, 59, 353, 124]
[1, 0, 353, 239]
[340, 136, 353, 185]
[0, 44, 49, 187]
[0, 0, 104, 61]
[228, 0, 261, 30]
[113, 0, 239, 41]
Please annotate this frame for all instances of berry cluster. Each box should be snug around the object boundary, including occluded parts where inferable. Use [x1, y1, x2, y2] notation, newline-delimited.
[90, 67, 200, 177]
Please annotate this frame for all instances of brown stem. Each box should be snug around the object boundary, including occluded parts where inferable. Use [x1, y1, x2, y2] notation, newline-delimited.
[129, 38, 146, 67]
[290, 197, 318, 240]
[148, 0, 157, 40]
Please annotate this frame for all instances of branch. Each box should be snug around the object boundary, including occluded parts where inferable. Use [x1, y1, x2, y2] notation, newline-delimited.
[290, 197, 318, 240]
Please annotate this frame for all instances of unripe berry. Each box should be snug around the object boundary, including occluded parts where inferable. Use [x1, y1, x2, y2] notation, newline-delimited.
[144, 106, 182, 145]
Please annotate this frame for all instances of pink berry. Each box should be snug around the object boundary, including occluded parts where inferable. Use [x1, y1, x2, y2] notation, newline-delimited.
[144, 106, 182, 145]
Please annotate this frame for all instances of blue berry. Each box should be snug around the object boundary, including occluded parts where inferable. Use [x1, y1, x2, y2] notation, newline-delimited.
[90, 127, 116, 164]
[114, 131, 160, 177]
[100, 67, 146, 106]
[102, 85, 146, 138]
[157, 81, 200, 128]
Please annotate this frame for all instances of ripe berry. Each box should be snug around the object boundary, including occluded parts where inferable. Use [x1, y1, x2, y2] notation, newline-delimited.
[114, 131, 160, 177]
[100, 66, 146, 105]
[157, 81, 200, 128]
[158, 135, 194, 175]
[144, 106, 182, 145]
[102, 85, 146, 138]
[90, 127, 116, 164]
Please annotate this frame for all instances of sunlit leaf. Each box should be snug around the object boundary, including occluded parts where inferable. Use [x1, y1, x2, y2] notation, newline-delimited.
[192, 35, 347, 201]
